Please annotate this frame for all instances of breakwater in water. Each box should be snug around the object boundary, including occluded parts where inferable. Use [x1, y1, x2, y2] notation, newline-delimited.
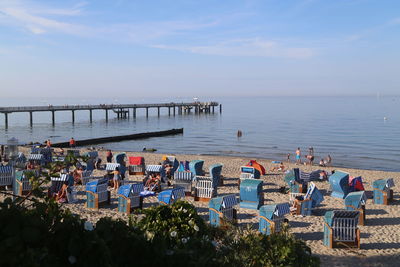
[51, 128, 183, 147]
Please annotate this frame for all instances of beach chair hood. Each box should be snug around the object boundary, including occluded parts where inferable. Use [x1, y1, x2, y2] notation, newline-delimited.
[305, 182, 324, 207]
[189, 160, 204, 176]
[260, 203, 291, 219]
[129, 156, 144, 165]
[324, 210, 360, 227]
[241, 166, 261, 178]
[86, 178, 108, 193]
[246, 160, 266, 175]
[349, 176, 365, 192]
[373, 178, 395, 190]
[345, 191, 367, 209]
[329, 171, 350, 199]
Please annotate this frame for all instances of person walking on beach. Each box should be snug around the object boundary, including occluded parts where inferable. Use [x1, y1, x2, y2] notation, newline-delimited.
[112, 167, 121, 190]
[69, 137, 76, 148]
[295, 148, 301, 165]
[106, 150, 113, 163]
[309, 147, 314, 156]
[287, 153, 290, 163]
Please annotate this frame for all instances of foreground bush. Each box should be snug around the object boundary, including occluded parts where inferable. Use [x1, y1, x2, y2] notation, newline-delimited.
[0, 196, 319, 267]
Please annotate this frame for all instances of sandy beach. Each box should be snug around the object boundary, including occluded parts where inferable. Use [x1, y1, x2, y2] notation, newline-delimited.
[14, 147, 400, 267]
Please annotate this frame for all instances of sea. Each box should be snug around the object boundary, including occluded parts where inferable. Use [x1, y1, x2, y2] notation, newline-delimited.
[1, 96, 399, 172]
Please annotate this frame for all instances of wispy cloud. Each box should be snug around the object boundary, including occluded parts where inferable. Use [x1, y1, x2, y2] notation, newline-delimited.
[346, 17, 400, 41]
[0, 0, 87, 35]
[152, 38, 314, 59]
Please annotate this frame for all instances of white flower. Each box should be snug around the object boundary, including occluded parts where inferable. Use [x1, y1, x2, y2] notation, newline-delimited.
[170, 231, 177, 237]
[194, 225, 199, 232]
[183, 209, 187, 213]
[145, 231, 155, 241]
[181, 238, 188, 244]
[84, 221, 94, 231]
[68, 256, 77, 264]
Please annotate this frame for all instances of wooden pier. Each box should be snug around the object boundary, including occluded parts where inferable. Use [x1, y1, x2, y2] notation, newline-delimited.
[0, 102, 221, 128]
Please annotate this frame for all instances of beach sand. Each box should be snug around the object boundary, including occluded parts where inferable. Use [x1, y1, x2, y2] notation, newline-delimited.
[14, 148, 400, 267]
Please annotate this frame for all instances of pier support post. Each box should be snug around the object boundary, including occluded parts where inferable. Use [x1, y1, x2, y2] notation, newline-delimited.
[29, 112, 33, 126]
[105, 109, 108, 122]
[146, 108, 149, 118]
[89, 110, 93, 123]
[168, 107, 171, 116]
[173, 106, 176, 116]
[212, 106, 215, 113]
[133, 108, 136, 118]
[220, 104, 222, 113]
[4, 113, 8, 129]
[157, 107, 160, 117]
[72, 110, 75, 124]
[52, 111, 55, 125]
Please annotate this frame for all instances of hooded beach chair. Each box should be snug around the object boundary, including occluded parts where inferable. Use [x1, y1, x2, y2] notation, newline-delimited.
[177, 161, 190, 172]
[15, 152, 27, 168]
[173, 171, 193, 196]
[146, 164, 167, 184]
[373, 178, 394, 205]
[239, 178, 264, 210]
[81, 170, 93, 185]
[189, 160, 204, 176]
[284, 168, 307, 194]
[28, 154, 45, 166]
[158, 187, 185, 205]
[49, 174, 75, 202]
[323, 210, 360, 249]
[128, 156, 145, 175]
[84, 151, 98, 171]
[259, 203, 290, 235]
[238, 166, 260, 188]
[194, 176, 217, 202]
[329, 170, 350, 199]
[246, 160, 266, 175]
[209, 163, 223, 185]
[14, 170, 34, 196]
[85, 178, 110, 210]
[0, 165, 13, 188]
[114, 153, 126, 178]
[291, 182, 324, 216]
[345, 191, 367, 225]
[162, 155, 179, 176]
[209, 194, 238, 227]
[117, 183, 144, 214]
[349, 176, 365, 192]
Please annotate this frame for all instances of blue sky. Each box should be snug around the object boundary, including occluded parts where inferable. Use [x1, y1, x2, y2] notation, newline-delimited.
[0, 0, 399, 98]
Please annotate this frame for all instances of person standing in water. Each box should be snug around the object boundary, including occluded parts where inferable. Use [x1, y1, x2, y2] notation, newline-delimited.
[295, 148, 301, 165]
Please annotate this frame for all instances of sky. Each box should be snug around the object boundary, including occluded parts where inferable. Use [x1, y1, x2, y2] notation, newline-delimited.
[0, 0, 399, 98]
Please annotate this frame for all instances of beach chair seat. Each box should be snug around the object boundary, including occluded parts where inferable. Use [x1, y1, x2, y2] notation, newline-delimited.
[329, 171, 350, 199]
[291, 182, 324, 216]
[128, 156, 145, 175]
[323, 210, 360, 249]
[85, 178, 110, 210]
[373, 178, 394, 205]
[209, 194, 238, 227]
[345, 191, 367, 225]
[239, 178, 264, 210]
[189, 160, 204, 176]
[173, 171, 193, 195]
[158, 187, 185, 205]
[14, 170, 34, 196]
[194, 176, 217, 202]
[118, 183, 144, 214]
[259, 203, 290, 235]
[66, 186, 78, 203]
[0, 165, 14, 187]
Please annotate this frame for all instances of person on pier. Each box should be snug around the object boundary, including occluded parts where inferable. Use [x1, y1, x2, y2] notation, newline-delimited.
[69, 137, 76, 148]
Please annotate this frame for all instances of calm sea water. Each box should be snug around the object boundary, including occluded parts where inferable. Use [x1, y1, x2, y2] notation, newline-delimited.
[1, 96, 399, 172]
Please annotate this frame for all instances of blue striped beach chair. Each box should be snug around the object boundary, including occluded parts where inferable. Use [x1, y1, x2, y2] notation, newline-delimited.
[323, 210, 360, 249]
[284, 168, 307, 194]
[49, 174, 75, 202]
[290, 182, 324, 216]
[209, 163, 223, 185]
[189, 160, 204, 176]
[81, 170, 93, 185]
[118, 183, 144, 214]
[373, 178, 394, 205]
[85, 178, 110, 210]
[15, 152, 27, 168]
[146, 164, 166, 183]
[173, 171, 193, 196]
[158, 187, 185, 205]
[28, 153, 45, 166]
[239, 178, 264, 210]
[259, 203, 290, 235]
[209, 194, 238, 227]
[84, 151, 98, 171]
[0, 165, 13, 187]
[345, 191, 367, 225]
